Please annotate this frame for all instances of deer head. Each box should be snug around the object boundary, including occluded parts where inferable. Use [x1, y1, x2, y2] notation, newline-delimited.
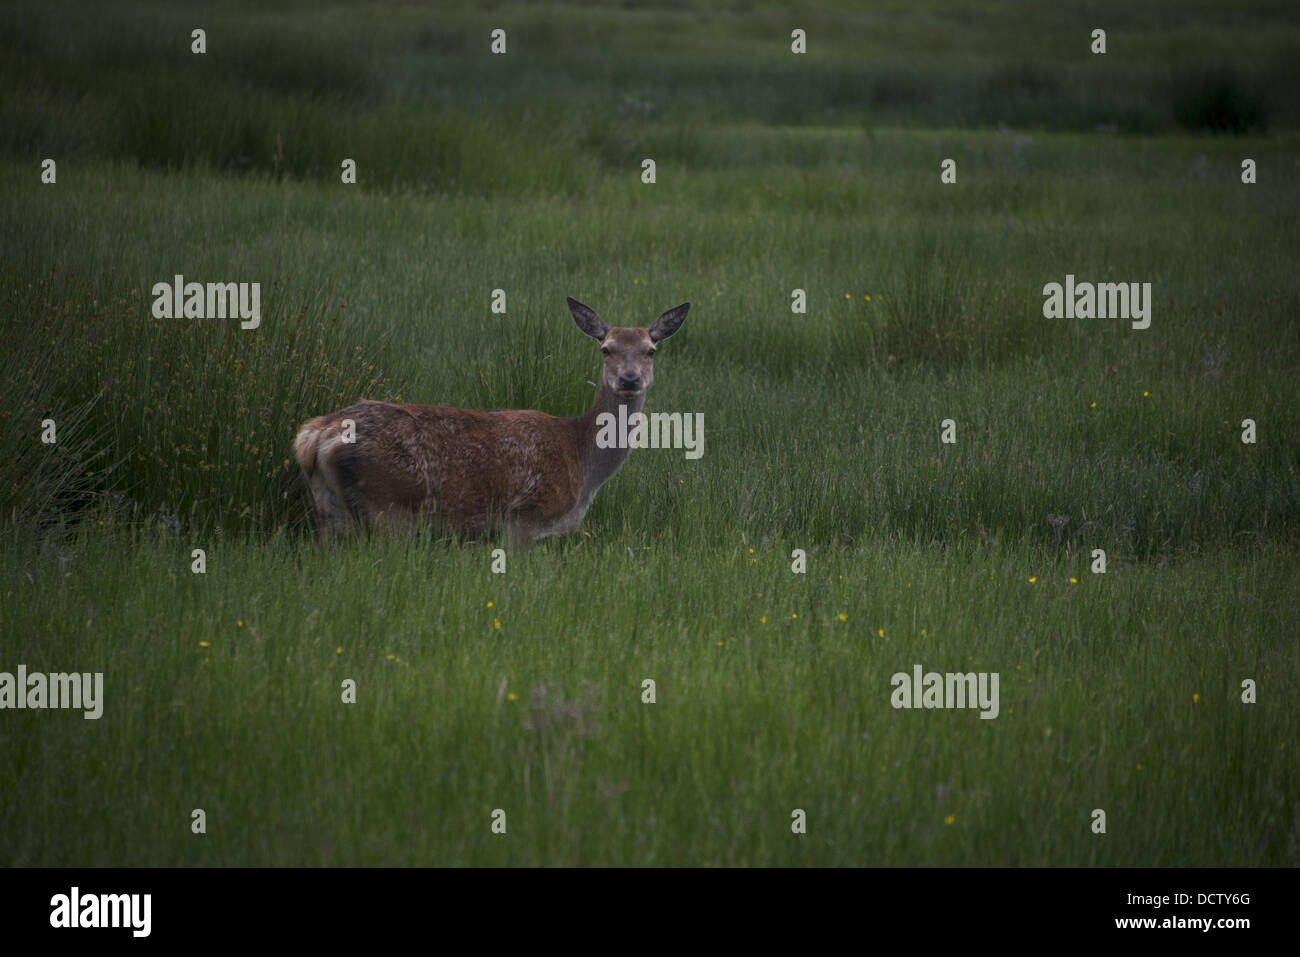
[567, 297, 690, 398]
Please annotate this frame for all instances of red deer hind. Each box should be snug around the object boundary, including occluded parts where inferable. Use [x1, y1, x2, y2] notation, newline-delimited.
[293, 298, 690, 545]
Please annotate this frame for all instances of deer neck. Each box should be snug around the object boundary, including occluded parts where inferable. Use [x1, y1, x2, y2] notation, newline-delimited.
[574, 381, 646, 502]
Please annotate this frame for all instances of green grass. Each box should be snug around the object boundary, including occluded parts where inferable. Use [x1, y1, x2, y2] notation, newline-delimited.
[4, 526, 1295, 866]
[4, 0, 1299, 197]
[0, 0, 1298, 866]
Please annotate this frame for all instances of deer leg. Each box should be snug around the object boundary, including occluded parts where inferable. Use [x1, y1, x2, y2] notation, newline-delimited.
[505, 515, 538, 549]
[309, 448, 360, 542]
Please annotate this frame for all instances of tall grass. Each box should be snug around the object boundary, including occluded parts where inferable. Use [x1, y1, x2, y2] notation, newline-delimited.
[0, 267, 387, 534]
[2, 130, 1294, 550]
[0, 0, 1297, 867]
[1, 524, 1294, 866]
[3, 0, 1298, 193]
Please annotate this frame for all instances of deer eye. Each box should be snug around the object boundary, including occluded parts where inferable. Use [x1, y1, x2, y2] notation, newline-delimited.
[601, 347, 610, 356]
[647, 348, 657, 356]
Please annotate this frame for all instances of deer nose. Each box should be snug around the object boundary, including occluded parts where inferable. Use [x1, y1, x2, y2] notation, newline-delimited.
[617, 373, 641, 391]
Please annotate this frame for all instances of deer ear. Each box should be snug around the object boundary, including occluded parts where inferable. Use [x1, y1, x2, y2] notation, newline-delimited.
[648, 302, 690, 342]
[567, 297, 608, 341]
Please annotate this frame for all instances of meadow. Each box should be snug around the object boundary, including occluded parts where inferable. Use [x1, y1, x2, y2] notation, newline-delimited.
[1, 0, 1297, 866]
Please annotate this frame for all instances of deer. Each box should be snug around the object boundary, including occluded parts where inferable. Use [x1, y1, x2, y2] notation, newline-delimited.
[292, 298, 690, 546]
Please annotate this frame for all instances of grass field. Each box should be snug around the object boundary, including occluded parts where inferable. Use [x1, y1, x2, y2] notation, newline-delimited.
[1, 0, 1298, 866]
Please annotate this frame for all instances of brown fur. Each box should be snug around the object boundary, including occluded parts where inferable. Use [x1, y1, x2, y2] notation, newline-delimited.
[294, 299, 689, 545]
